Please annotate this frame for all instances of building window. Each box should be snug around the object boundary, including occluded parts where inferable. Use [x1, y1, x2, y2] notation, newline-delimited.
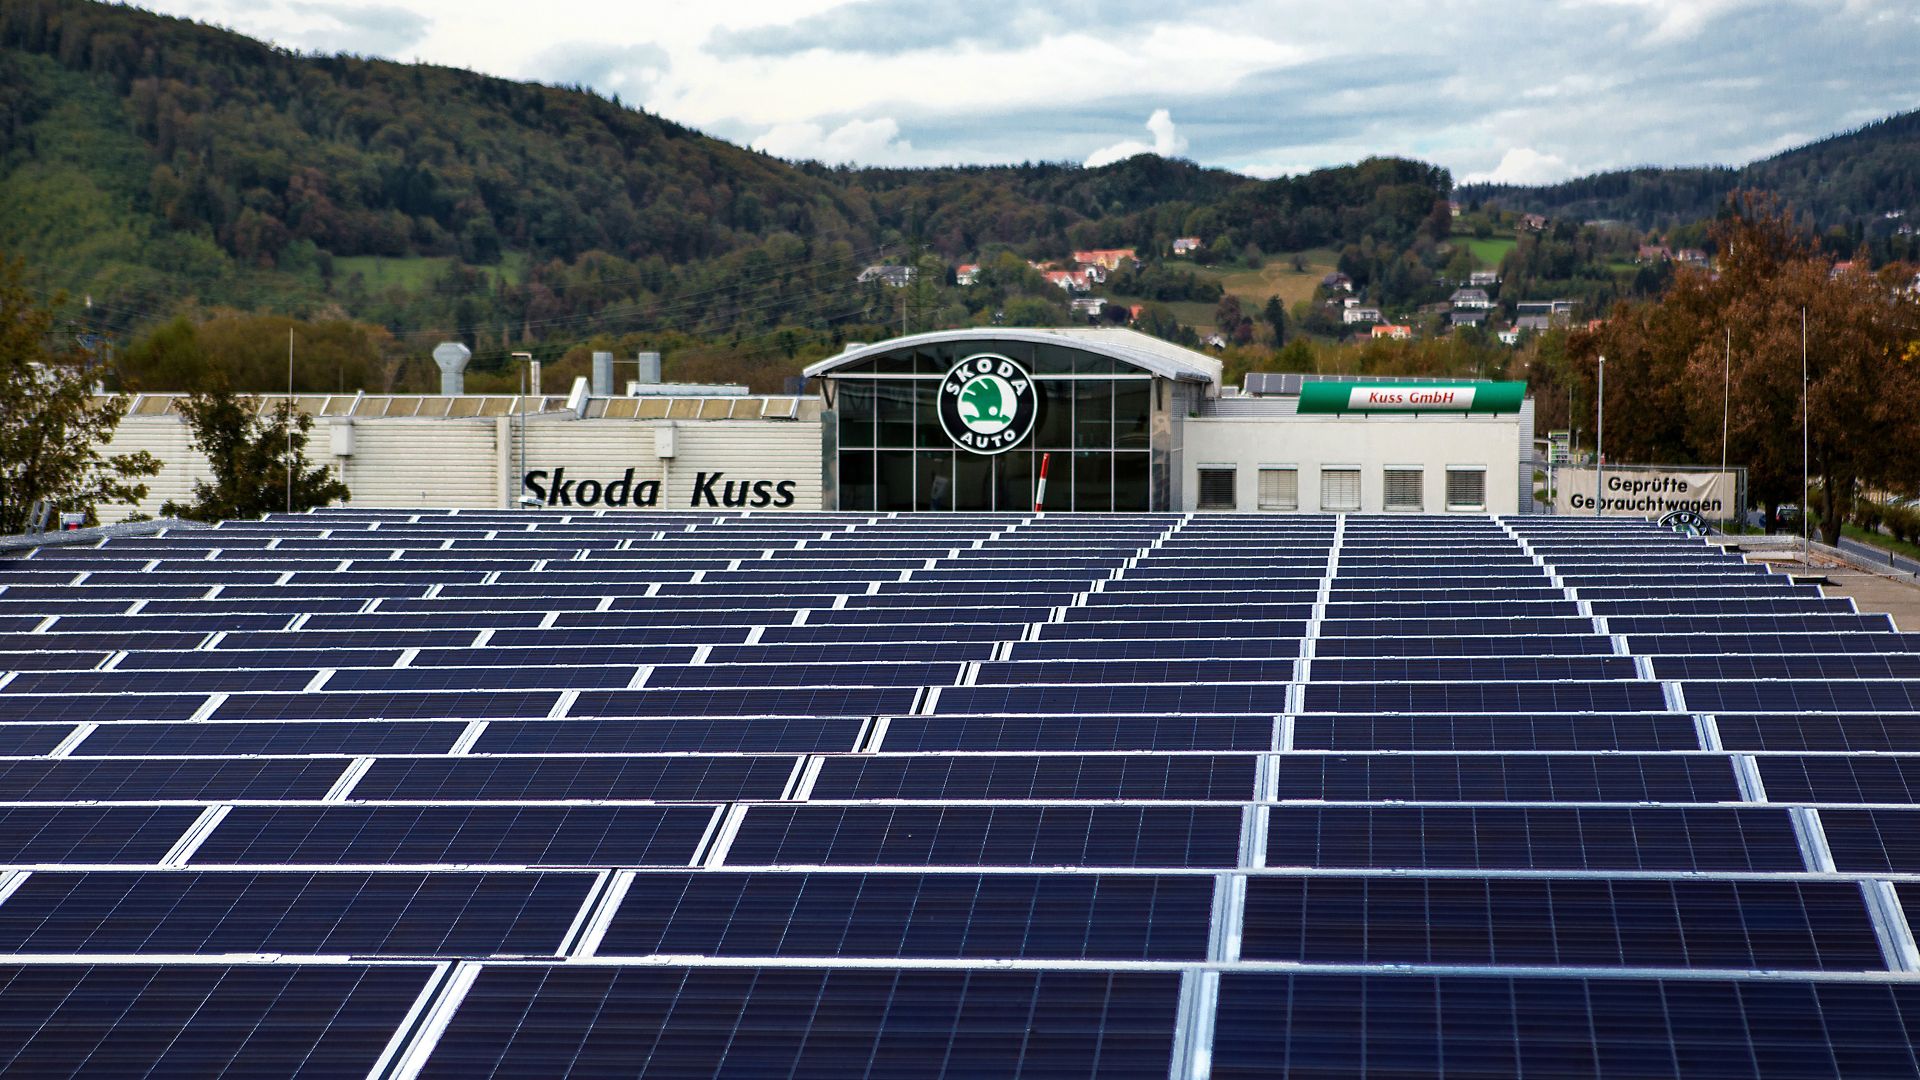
[1384, 467, 1423, 512]
[1320, 467, 1361, 512]
[1198, 467, 1236, 510]
[1446, 466, 1487, 511]
[1257, 467, 1298, 511]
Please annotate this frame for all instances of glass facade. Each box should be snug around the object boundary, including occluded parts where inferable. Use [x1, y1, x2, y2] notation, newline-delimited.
[827, 338, 1169, 512]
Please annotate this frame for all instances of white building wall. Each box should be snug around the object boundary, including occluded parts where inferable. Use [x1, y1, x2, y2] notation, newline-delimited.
[338, 419, 497, 509]
[96, 416, 826, 521]
[97, 420, 212, 522]
[1181, 414, 1521, 514]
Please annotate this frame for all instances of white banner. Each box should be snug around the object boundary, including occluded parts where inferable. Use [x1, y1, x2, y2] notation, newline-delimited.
[1555, 468, 1739, 518]
[1346, 386, 1476, 411]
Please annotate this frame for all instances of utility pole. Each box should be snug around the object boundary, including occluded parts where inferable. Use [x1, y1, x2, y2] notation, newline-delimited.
[1801, 308, 1810, 557]
[286, 328, 294, 515]
[514, 351, 534, 508]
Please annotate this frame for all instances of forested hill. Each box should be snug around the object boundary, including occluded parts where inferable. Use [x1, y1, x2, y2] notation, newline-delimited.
[0, 0, 1454, 356]
[1461, 109, 1920, 232]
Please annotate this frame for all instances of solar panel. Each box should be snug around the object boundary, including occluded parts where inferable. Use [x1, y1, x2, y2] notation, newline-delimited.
[4, 509, 1915, 1073]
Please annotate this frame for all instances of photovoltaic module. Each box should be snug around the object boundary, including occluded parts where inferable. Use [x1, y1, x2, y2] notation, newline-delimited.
[0, 510, 1916, 1077]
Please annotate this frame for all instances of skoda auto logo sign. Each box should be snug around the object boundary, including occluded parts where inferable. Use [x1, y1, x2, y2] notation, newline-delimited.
[939, 353, 1036, 454]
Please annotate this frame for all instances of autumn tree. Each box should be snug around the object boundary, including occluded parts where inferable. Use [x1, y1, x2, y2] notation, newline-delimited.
[1570, 194, 1920, 540]
[160, 382, 350, 522]
[0, 256, 158, 532]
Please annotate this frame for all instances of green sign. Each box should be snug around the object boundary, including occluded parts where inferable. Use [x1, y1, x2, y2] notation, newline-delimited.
[1296, 381, 1526, 414]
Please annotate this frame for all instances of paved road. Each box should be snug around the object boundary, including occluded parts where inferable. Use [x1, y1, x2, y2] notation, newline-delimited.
[1837, 535, 1920, 578]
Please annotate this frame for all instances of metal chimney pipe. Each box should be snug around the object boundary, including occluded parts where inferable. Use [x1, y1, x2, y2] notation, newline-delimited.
[637, 351, 662, 385]
[592, 351, 614, 397]
[431, 342, 471, 396]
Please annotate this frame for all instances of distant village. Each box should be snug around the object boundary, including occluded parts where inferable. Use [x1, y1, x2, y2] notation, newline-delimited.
[851, 199, 1920, 351]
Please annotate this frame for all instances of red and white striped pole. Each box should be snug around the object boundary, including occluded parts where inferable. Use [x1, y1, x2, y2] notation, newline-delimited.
[1034, 453, 1051, 514]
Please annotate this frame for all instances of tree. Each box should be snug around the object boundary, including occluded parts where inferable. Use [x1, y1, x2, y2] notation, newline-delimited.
[160, 382, 350, 522]
[0, 257, 158, 532]
[1262, 295, 1287, 347]
[1570, 194, 1920, 541]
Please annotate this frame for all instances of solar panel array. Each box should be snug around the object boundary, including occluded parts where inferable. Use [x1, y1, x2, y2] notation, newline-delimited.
[2, 509, 1919, 1077]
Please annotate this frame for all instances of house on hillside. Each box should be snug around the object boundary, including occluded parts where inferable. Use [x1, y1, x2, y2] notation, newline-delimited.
[1514, 299, 1576, 331]
[1675, 249, 1708, 266]
[857, 265, 915, 288]
[1070, 297, 1107, 318]
[1497, 328, 1521, 345]
[1371, 324, 1412, 340]
[1518, 213, 1549, 232]
[1636, 244, 1672, 263]
[1044, 270, 1094, 293]
[955, 264, 980, 286]
[1448, 287, 1492, 310]
[1449, 309, 1489, 329]
[1342, 306, 1383, 326]
[1073, 249, 1138, 271]
[1172, 237, 1202, 256]
[1321, 271, 1354, 293]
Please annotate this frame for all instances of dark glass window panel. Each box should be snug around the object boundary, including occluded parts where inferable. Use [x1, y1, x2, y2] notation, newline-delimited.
[1114, 452, 1151, 511]
[837, 379, 876, 447]
[876, 450, 917, 512]
[954, 449, 996, 511]
[1072, 451, 1112, 512]
[1113, 382, 1152, 450]
[837, 449, 876, 511]
[1033, 378, 1075, 448]
[872, 381, 917, 447]
[1074, 380, 1112, 449]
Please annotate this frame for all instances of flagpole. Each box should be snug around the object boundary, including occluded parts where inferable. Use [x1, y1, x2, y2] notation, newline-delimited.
[1720, 327, 1730, 529]
[1801, 307, 1809, 558]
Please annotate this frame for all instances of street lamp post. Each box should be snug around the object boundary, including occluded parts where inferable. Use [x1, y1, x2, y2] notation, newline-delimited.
[1595, 355, 1605, 519]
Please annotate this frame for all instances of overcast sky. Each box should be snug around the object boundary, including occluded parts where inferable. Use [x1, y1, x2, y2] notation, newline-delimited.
[140, 0, 1917, 184]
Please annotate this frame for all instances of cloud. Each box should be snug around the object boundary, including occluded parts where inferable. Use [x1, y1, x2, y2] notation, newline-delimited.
[751, 116, 918, 165]
[1084, 109, 1189, 168]
[526, 42, 670, 100]
[711, 0, 1171, 56]
[1463, 147, 1576, 185]
[284, 1, 431, 55]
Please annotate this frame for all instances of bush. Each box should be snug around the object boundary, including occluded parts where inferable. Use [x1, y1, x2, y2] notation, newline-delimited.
[1886, 504, 1919, 544]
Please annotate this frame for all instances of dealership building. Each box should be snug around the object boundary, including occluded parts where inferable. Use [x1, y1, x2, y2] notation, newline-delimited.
[96, 327, 1534, 520]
